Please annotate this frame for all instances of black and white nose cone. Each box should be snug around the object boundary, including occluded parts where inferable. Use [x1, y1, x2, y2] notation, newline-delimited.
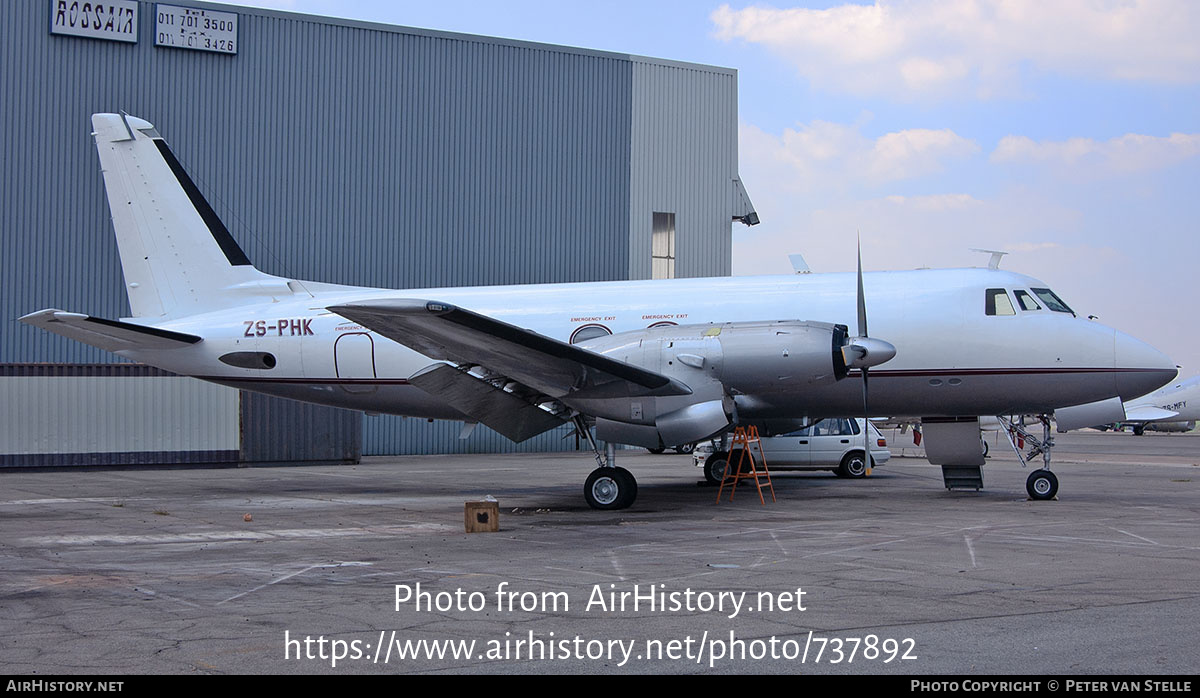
[1114, 330, 1177, 400]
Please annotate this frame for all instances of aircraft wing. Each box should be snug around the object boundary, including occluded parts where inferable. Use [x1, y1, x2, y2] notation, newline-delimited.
[329, 299, 690, 399]
[328, 299, 692, 442]
[18, 309, 201, 352]
[1124, 405, 1178, 423]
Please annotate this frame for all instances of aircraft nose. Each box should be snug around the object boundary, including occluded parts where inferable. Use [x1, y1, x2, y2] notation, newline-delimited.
[1114, 330, 1177, 400]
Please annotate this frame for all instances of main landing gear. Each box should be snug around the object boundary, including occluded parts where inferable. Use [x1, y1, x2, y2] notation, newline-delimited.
[998, 414, 1059, 500]
[576, 418, 637, 510]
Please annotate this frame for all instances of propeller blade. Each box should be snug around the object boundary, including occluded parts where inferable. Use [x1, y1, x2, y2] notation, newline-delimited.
[862, 366, 870, 463]
[857, 234, 872, 470]
[857, 233, 867, 339]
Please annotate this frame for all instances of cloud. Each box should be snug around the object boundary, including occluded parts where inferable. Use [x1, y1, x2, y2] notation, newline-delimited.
[733, 188, 1080, 273]
[991, 132, 1200, 175]
[881, 193, 981, 211]
[741, 120, 979, 191]
[712, 0, 1200, 99]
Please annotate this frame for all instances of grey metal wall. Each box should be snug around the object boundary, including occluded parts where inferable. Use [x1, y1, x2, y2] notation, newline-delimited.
[0, 364, 239, 466]
[3, 0, 635, 364]
[629, 59, 741, 280]
[240, 391, 361, 464]
[364, 418, 581, 456]
[1, 0, 744, 458]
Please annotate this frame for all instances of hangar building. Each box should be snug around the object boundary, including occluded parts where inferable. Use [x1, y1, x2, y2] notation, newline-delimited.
[0, 0, 756, 464]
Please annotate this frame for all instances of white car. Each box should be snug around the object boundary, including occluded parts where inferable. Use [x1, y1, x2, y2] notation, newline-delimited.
[695, 418, 891, 485]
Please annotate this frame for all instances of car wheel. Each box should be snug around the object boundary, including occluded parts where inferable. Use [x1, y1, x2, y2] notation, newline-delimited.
[704, 450, 747, 485]
[839, 451, 868, 478]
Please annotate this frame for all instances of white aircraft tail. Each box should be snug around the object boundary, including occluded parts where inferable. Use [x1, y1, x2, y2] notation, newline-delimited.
[91, 113, 301, 319]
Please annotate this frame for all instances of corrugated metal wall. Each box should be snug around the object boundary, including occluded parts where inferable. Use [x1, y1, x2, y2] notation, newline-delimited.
[240, 391, 361, 464]
[1, 1, 742, 458]
[3, 0, 634, 365]
[0, 364, 239, 466]
[364, 417, 582, 456]
[629, 59, 740, 280]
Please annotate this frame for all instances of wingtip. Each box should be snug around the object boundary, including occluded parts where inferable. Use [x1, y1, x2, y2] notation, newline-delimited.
[17, 308, 72, 324]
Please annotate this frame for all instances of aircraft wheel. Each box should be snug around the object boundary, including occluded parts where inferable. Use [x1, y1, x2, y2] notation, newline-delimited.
[1132, 425, 1145, 436]
[1026, 469, 1058, 500]
[647, 447, 665, 454]
[704, 451, 730, 485]
[839, 451, 868, 478]
[674, 442, 696, 455]
[584, 467, 637, 510]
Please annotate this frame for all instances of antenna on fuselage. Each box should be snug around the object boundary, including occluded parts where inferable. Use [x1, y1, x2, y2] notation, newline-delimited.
[970, 248, 1008, 270]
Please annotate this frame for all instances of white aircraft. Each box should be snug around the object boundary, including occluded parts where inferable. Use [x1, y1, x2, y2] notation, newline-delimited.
[1111, 375, 1200, 435]
[20, 114, 1177, 509]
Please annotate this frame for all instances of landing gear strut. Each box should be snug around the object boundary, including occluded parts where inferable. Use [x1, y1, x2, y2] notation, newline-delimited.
[998, 414, 1059, 500]
[575, 418, 637, 510]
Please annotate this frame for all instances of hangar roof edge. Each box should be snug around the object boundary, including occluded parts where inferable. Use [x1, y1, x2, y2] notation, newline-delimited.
[184, 0, 739, 76]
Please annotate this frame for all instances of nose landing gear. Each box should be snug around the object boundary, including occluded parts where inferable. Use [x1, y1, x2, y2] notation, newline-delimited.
[998, 415, 1060, 500]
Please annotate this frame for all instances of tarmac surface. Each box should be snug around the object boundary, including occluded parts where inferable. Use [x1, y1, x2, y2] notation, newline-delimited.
[2, 429, 1198, 674]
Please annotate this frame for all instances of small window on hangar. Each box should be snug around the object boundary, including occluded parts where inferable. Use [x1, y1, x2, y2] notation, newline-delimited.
[652, 212, 675, 280]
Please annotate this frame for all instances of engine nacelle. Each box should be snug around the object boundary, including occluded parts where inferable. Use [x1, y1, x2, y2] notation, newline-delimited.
[577, 320, 849, 447]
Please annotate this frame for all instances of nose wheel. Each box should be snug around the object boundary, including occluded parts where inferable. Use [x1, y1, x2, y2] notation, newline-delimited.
[1025, 469, 1059, 500]
[1000, 414, 1061, 501]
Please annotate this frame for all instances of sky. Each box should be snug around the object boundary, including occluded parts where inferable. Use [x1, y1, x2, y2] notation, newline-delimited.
[231, 0, 1200, 378]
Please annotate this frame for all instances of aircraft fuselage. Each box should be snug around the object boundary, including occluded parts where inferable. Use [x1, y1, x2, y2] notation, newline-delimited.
[119, 268, 1174, 425]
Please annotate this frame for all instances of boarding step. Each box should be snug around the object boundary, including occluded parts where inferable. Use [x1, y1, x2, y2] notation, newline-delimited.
[941, 464, 984, 491]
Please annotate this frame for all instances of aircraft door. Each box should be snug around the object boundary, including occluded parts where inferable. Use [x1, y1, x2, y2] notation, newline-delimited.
[334, 332, 378, 394]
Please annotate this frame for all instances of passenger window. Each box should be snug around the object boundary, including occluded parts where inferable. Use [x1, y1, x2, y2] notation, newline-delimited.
[844, 419, 861, 436]
[1031, 288, 1075, 315]
[985, 288, 1016, 316]
[1014, 290, 1041, 311]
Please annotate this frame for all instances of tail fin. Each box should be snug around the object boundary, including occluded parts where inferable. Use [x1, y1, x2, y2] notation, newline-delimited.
[91, 113, 300, 318]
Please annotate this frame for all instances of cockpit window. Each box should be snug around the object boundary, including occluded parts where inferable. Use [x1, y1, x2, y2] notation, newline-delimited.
[1014, 290, 1041, 311]
[1031, 288, 1074, 315]
[985, 288, 1016, 316]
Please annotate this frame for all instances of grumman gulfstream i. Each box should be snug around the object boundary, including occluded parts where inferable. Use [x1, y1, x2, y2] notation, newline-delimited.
[20, 114, 1177, 509]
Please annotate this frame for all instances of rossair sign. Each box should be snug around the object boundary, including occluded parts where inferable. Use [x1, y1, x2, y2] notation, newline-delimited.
[50, 0, 139, 43]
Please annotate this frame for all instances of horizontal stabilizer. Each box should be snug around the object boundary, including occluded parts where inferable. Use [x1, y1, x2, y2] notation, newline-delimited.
[409, 364, 566, 442]
[328, 299, 691, 400]
[1124, 405, 1178, 423]
[19, 309, 201, 353]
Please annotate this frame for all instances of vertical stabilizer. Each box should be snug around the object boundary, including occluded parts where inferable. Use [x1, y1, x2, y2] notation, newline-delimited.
[91, 113, 295, 318]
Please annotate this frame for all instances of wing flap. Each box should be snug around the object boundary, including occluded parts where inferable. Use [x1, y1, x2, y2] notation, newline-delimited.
[409, 364, 567, 442]
[328, 299, 690, 399]
[18, 309, 201, 352]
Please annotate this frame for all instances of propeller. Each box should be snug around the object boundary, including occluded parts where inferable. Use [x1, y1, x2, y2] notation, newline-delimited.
[841, 235, 896, 471]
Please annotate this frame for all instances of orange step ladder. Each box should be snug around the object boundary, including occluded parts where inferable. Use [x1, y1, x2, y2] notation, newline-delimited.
[716, 426, 776, 505]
